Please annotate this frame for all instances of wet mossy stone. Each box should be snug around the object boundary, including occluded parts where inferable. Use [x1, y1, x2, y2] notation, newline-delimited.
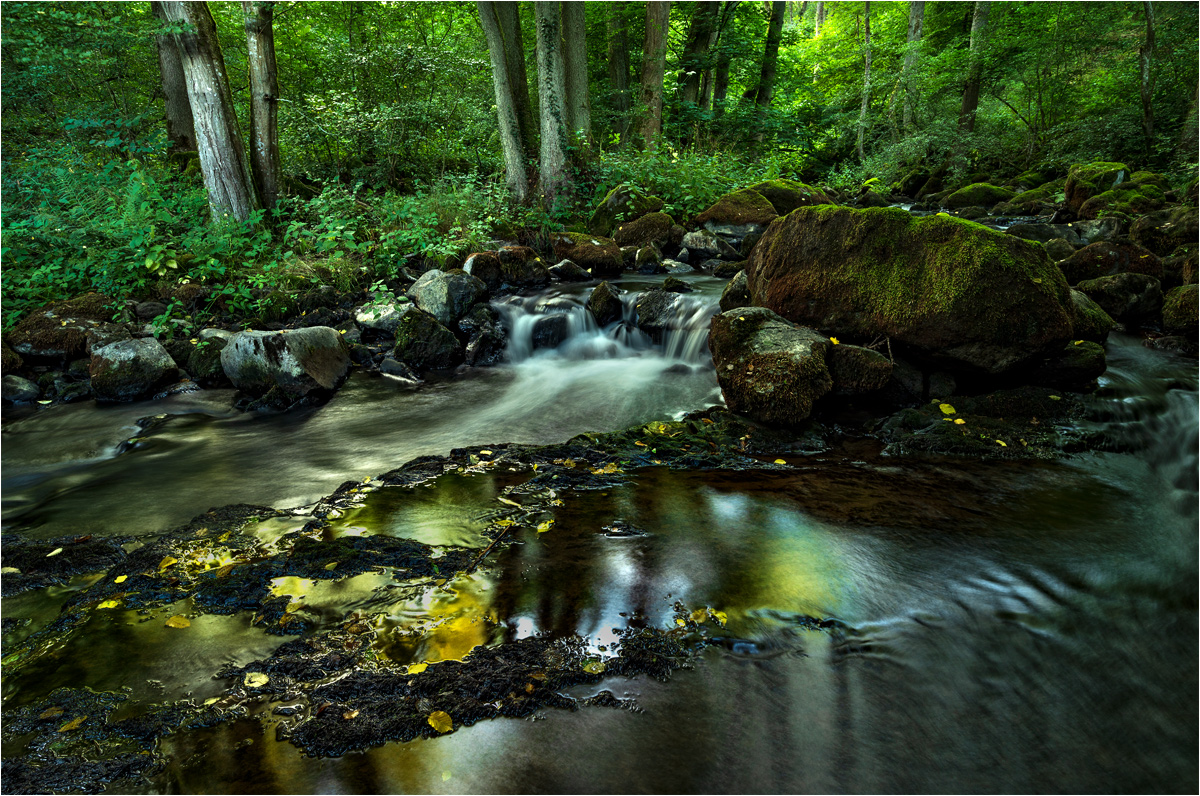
[551, 232, 622, 278]
[392, 310, 463, 373]
[2, 374, 39, 404]
[1045, 238, 1076, 261]
[714, 259, 745, 279]
[1067, 289, 1116, 344]
[944, 183, 1016, 210]
[586, 281, 623, 326]
[857, 189, 890, 208]
[462, 252, 504, 292]
[634, 288, 682, 340]
[1078, 174, 1166, 220]
[185, 334, 232, 388]
[662, 276, 693, 293]
[1162, 284, 1198, 336]
[1064, 162, 1128, 213]
[499, 251, 551, 288]
[221, 326, 351, 398]
[1058, 241, 1162, 285]
[8, 293, 119, 360]
[1077, 272, 1163, 324]
[708, 306, 833, 427]
[1006, 223, 1081, 246]
[745, 206, 1074, 376]
[1162, 245, 1198, 289]
[588, 184, 664, 236]
[746, 179, 834, 215]
[693, 188, 778, 233]
[613, 211, 674, 249]
[547, 259, 592, 282]
[90, 338, 180, 403]
[1028, 341, 1107, 390]
[994, 180, 1062, 215]
[1130, 206, 1200, 257]
[828, 344, 892, 395]
[1012, 169, 1056, 190]
[719, 270, 751, 312]
[2, 344, 23, 374]
[407, 269, 487, 326]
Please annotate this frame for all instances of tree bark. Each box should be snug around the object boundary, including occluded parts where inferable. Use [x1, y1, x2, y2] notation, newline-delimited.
[150, 1, 197, 157]
[638, 1, 672, 148]
[814, 0, 826, 36]
[958, 1, 990, 133]
[606, 4, 632, 144]
[534, 1, 570, 207]
[1139, 0, 1155, 143]
[479, 0, 532, 201]
[711, 1, 739, 118]
[754, 0, 786, 141]
[890, 0, 923, 133]
[561, 1, 591, 143]
[159, 1, 258, 222]
[242, 1, 280, 211]
[857, 1, 871, 160]
[679, 2, 718, 107]
[497, 2, 538, 159]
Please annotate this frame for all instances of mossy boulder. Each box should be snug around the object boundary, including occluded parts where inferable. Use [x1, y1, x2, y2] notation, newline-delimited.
[1162, 246, 1198, 289]
[588, 184, 664, 237]
[943, 183, 1016, 211]
[1162, 284, 1198, 336]
[1077, 273, 1163, 323]
[1028, 341, 1107, 390]
[693, 189, 778, 235]
[1064, 162, 1129, 213]
[857, 189, 890, 208]
[221, 327, 351, 399]
[613, 212, 674, 249]
[1011, 169, 1056, 190]
[392, 310, 463, 373]
[994, 181, 1061, 215]
[90, 338, 180, 403]
[407, 269, 487, 326]
[7, 293, 119, 360]
[708, 307, 833, 427]
[1067, 289, 1116, 344]
[1045, 238, 1076, 261]
[1057, 241, 1162, 285]
[2, 344, 23, 374]
[828, 344, 892, 395]
[719, 270, 751, 312]
[462, 252, 504, 292]
[548, 259, 592, 282]
[551, 232, 622, 278]
[1130, 206, 1199, 257]
[1078, 173, 1166, 220]
[744, 206, 1074, 376]
[586, 281, 624, 326]
[746, 180, 834, 215]
[185, 332, 234, 387]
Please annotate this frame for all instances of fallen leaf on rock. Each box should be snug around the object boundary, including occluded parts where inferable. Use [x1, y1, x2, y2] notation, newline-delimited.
[165, 615, 190, 628]
[46, 548, 63, 558]
[407, 663, 428, 674]
[343, 709, 359, 720]
[57, 716, 87, 732]
[39, 707, 64, 720]
[428, 710, 453, 733]
[324, 561, 338, 571]
[98, 600, 121, 609]
[536, 520, 554, 533]
[939, 403, 956, 416]
[954, 418, 966, 425]
[774, 459, 787, 464]
[158, 556, 178, 571]
[114, 575, 128, 584]
[244, 672, 269, 688]
[582, 660, 606, 675]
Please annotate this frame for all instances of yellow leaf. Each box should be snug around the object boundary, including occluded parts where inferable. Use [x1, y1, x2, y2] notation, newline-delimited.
[1049, 395, 1061, 401]
[343, 709, 359, 720]
[46, 547, 64, 558]
[158, 556, 178, 571]
[244, 672, 269, 688]
[494, 519, 515, 528]
[1074, 340, 1084, 345]
[98, 600, 120, 609]
[711, 610, 728, 626]
[996, 440, 1007, 447]
[954, 418, 966, 425]
[165, 615, 190, 628]
[774, 458, 787, 464]
[442, 772, 452, 782]
[39, 707, 64, 719]
[479, 450, 493, 455]
[407, 663, 428, 674]
[830, 336, 840, 345]
[590, 462, 622, 475]
[428, 710, 453, 733]
[583, 660, 606, 674]
[204, 697, 220, 706]
[690, 608, 709, 623]
[634, 441, 647, 447]
[324, 561, 338, 570]
[114, 575, 128, 584]
[498, 497, 521, 507]
[938, 403, 956, 415]
[674, 617, 686, 626]
[57, 716, 87, 732]
[536, 520, 554, 533]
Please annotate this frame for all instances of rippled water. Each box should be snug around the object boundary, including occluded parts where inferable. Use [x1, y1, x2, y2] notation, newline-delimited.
[2, 274, 1196, 794]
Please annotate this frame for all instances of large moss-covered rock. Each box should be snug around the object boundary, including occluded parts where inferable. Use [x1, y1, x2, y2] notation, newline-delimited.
[90, 338, 180, 402]
[499, 248, 551, 288]
[7, 293, 119, 360]
[462, 252, 504, 292]
[745, 206, 1074, 376]
[719, 270, 751, 312]
[1130, 206, 1200, 257]
[828, 344, 892, 395]
[613, 212, 674, 249]
[1067, 289, 1116, 344]
[586, 281, 624, 326]
[1162, 284, 1198, 336]
[407, 269, 486, 326]
[708, 307, 833, 426]
[1006, 223, 1082, 246]
[943, 183, 1016, 210]
[551, 232, 622, 278]
[1057, 241, 1162, 285]
[1078, 172, 1166, 220]
[588, 184, 664, 236]
[746, 180, 833, 215]
[221, 327, 350, 399]
[392, 310, 463, 373]
[1064, 162, 1129, 213]
[1076, 273, 1163, 323]
[693, 189, 778, 236]
[993, 181, 1061, 215]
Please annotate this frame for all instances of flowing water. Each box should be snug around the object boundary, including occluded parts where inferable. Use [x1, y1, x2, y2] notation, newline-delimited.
[2, 273, 1196, 793]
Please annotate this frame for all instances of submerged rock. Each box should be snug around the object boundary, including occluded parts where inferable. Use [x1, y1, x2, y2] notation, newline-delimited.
[633, 288, 681, 340]
[221, 327, 350, 401]
[90, 338, 180, 403]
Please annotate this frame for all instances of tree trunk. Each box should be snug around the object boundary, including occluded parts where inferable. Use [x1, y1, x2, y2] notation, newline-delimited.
[754, 1, 786, 141]
[561, 1, 591, 143]
[679, 2, 718, 107]
[958, 1, 990, 133]
[479, 0, 532, 201]
[1139, 0, 1155, 143]
[606, 4, 632, 144]
[814, 0, 826, 36]
[899, 0, 924, 133]
[242, 0, 280, 211]
[497, 2, 538, 159]
[159, 1, 258, 222]
[857, 1, 871, 160]
[638, 1, 672, 148]
[150, 1, 197, 157]
[534, 1, 570, 207]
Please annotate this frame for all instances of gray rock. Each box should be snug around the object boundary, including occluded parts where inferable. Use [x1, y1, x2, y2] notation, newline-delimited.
[84, 323, 132, 355]
[1069, 217, 1125, 245]
[392, 310, 463, 373]
[674, 248, 691, 264]
[681, 230, 739, 261]
[1045, 237, 1076, 261]
[199, 328, 236, 343]
[719, 270, 751, 312]
[634, 289, 681, 340]
[662, 260, 695, 275]
[829, 345, 892, 395]
[221, 327, 350, 400]
[1006, 223, 1082, 246]
[379, 358, 420, 381]
[662, 277, 693, 293]
[135, 301, 168, 321]
[90, 338, 180, 402]
[548, 259, 592, 282]
[462, 252, 504, 292]
[635, 246, 664, 274]
[407, 270, 487, 326]
[586, 282, 624, 326]
[1077, 273, 1163, 323]
[703, 221, 768, 239]
[532, 315, 570, 350]
[2, 375, 39, 404]
[356, 302, 414, 334]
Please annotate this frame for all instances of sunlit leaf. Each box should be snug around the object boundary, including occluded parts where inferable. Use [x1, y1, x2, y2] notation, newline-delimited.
[830, 336, 840, 345]
[244, 672, 269, 688]
[954, 418, 966, 425]
[590, 462, 622, 475]
[39, 707, 64, 719]
[582, 660, 606, 674]
[428, 710, 453, 733]
[996, 440, 1007, 447]
[324, 561, 338, 571]
[536, 520, 554, 533]
[498, 497, 521, 507]
[203, 697, 220, 706]
[690, 608, 708, 623]
[938, 403, 956, 415]
[114, 575, 128, 584]
[479, 450, 492, 455]
[711, 610, 728, 626]
[442, 772, 452, 782]
[774, 458, 787, 464]
[407, 662, 428, 674]
[57, 715, 87, 732]
[158, 556, 178, 571]
[165, 615, 190, 628]
[46, 547, 64, 558]
[634, 441, 647, 447]
[343, 709, 359, 720]
[98, 600, 120, 609]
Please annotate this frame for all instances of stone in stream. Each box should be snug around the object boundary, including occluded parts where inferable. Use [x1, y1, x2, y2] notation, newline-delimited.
[587, 183, 664, 237]
[719, 270, 751, 312]
[356, 301, 412, 335]
[392, 310, 463, 373]
[1067, 289, 1116, 344]
[185, 330, 235, 387]
[90, 337, 180, 402]
[1006, 223, 1082, 246]
[613, 211, 674, 249]
[1130, 206, 1200, 257]
[548, 259, 592, 282]
[2, 374, 40, 404]
[634, 288, 682, 341]
[1076, 273, 1163, 324]
[586, 281, 623, 326]
[708, 306, 833, 427]
[407, 269, 487, 326]
[1162, 284, 1198, 337]
[532, 314, 570, 350]
[1027, 341, 1108, 390]
[221, 326, 351, 401]
[498, 246, 551, 288]
[693, 188, 778, 239]
[943, 183, 1015, 210]
[551, 232, 623, 278]
[1057, 241, 1162, 285]
[745, 207, 1075, 377]
[635, 245, 665, 274]
[680, 229, 740, 261]
[746, 179, 833, 215]
[7, 293, 122, 361]
[462, 252, 504, 292]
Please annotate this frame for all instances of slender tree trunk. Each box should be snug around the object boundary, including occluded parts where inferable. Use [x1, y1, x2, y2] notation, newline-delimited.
[1139, 0, 1156, 143]
[479, 0, 531, 201]
[160, 1, 258, 222]
[638, 1, 672, 148]
[679, 2, 718, 107]
[894, 0, 924, 133]
[606, 4, 632, 144]
[534, 1, 570, 207]
[497, 2, 537, 159]
[561, 1, 591, 143]
[242, 0, 280, 211]
[713, 50, 732, 117]
[754, 1, 786, 141]
[150, 1, 197, 157]
[814, 0, 825, 36]
[958, 1, 990, 133]
[857, 1, 871, 160]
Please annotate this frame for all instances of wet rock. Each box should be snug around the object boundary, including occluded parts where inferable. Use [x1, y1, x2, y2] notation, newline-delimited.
[1162, 284, 1198, 337]
[392, 310, 463, 373]
[1028, 341, 1107, 389]
[662, 260, 695, 275]
[956, 206, 989, 219]
[633, 289, 681, 341]
[1076, 273, 1163, 324]
[501, 253, 551, 289]
[464, 329, 506, 366]
[745, 207, 1074, 376]
[944, 183, 1016, 210]
[134, 301, 168, 321]
[1067, 289, 1116, 344]
[89, 338, 180, 402]
[462, 252, 504, 292]
[221, 327, 350, 400]
[740, 231, 763, 258]
[674, 247, 690, 264]
[1064, 162, 1128, 214]
[856, 189, 890, 208]
[1130, 206, 1199, 257]
[1070, 217, 1125, 244]
[379, 358, 419, 381]
[548, 259, 592, 282]
[1058, 240, 1162, 285]
[613, 211, 674, 249]
[407, 269, 486, 326]
[8, 293, 119, 360]
[355, 301, 412, 334]
[1006, 223, 1082, 246]
[635, 245, 664, 274]
[551, 232, 622, 278]
[680, 230, 739, 261]
[2, 374, 39, 404]
[2, 344, 23, 374]
[746, 179, 833, 215]
[719, 270, 751, 312]
[708, 306, 833, 426]
[1045, 238, 1076, 261]
[694, 188, 777, 238]
[828, 345, 892, 395]
[185, 333, 233, 387]
[662, 277, 693, 293]
[532, 314, 570, 350]
[1161, 246, 1197, 290]
[713, 260, 745, 279]
[588, 184, 664, 236]
[1077, 170, 1167, 220]
[586, 281, 623, 326]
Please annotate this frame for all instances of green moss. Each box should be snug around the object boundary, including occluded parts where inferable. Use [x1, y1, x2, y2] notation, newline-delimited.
[588, 184, 664, 236]
[746, 180, 833, 215]
[943, 183, 1016, 210]
[1064, 161, 1128, 211]
[552, 232, 622, 277]
[1079, 181, 1165, 220]
[1, 344, 23, 373]
[1162, 284, 1198, 335]
[613, 211, 674, 248]
[693, 188, 778, 227]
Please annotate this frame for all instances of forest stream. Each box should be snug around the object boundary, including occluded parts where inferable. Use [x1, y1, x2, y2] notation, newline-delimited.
[1, 271, 1196, 794]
